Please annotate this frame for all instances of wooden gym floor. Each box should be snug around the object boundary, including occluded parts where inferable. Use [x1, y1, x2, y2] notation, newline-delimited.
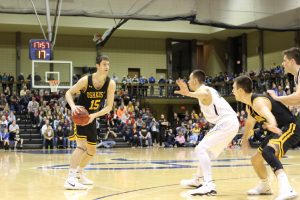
[0, 148, 299, 200]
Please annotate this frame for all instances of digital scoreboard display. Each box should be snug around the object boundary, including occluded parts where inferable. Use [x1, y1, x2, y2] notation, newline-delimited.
[29, 39, 51, 60]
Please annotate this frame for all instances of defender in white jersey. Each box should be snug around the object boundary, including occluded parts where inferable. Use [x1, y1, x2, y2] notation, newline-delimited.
[175, 70, 239, 196]
[267, 47, 300, 106]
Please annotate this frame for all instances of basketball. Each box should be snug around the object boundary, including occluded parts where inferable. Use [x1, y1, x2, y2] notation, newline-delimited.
[72, 108, 90, 125]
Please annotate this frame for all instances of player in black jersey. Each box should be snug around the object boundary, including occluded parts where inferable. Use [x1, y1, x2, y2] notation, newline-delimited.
[267, 47, 300, 106]
[64, 55, 116, 190]
[233, 75, 299, 200]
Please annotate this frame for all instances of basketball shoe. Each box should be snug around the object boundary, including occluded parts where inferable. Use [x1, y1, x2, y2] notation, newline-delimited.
[275, 186, 297, 200]
[247, 181, 272, 195]
[64, 176, 88, 190]
[184, 182, 217, 196]
[77, 172, 94, 185]
[180, 176, 203, 188]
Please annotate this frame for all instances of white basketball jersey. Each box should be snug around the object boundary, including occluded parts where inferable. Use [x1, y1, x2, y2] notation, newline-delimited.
[294, 69, 300, 88]
[197, 85, 236, 124]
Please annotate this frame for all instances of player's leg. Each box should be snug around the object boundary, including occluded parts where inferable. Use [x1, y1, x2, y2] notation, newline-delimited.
[182, 118, 239, 196]
[77, 143, 97, 185]
[269, 124, 299, 200]
[247, 151, 272, 195]
[64, 139, 88, 190]
[77, 126, 98, 185]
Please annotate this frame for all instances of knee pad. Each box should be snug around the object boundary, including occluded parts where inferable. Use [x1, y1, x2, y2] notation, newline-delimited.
[262, 146, 283, 173]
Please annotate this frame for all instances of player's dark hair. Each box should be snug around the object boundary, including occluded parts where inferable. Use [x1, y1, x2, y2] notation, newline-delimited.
[96, 55, 110, 65]
[191, 69, 205, 84]
[234, 75, 253, 93]
[282, 47, 300, 65]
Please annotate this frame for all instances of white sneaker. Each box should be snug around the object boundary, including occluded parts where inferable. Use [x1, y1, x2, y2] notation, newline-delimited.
[185, 182, 217, 196]
[275, 189, 298, 200]
[77, 173, 94, 185]
[247, 182, 272, 195]
[64, 177, 88, 190]
[180, 177, 203, 188]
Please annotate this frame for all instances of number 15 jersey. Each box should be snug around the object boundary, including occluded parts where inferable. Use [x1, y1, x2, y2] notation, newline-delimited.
[77, 74, 110, 114]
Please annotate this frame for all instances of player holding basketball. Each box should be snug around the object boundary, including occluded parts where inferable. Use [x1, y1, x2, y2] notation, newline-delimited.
[64, 55, 116, 190]
[233, 75, 299, 200]
[267, 47, 300, 106]
[175, 70, 239, 196]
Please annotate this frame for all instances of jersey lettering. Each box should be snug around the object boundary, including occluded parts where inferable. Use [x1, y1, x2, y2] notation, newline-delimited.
[87, 92, 104, 98]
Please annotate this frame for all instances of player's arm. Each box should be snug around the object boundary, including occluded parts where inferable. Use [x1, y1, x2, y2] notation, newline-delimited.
[252, 98, 282, 135]
[242, 107, 256, 143]
[267, 86, 300, 106]
[65, 76, 88, 113]
[91, 79, 116, 119]
[175, 79, 210, 100]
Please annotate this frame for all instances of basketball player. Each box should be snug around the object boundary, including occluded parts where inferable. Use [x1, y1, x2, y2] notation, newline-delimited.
[267, 47, 300, 106]
[233, 75, 299, 200]
[175, 70, 239, 196]
[64, 55, 116, 190]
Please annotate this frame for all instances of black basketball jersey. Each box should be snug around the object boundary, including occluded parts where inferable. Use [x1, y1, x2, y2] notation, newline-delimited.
[77, 75, 110, 114]
[247, 94, 295, 128]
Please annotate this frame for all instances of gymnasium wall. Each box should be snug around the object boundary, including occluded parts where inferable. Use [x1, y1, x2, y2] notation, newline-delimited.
[246, 31, 295, 73]
[203, 39, 227, 76]
[0, 32, 16, 76]
[246, 31, 260, 73]
[263, 31, 294, 68]
[0, 32, 166, 81]
[0, 30, 297, 81]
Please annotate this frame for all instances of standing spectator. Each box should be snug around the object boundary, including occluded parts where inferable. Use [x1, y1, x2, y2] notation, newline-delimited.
[158, 114, 168, 147]
[166, 76, 174, 96]
[131, 125, 139, 147]
[149, 117, 160, 146]
[2, 73, 7, 92]
[17, 73, 25, 95]
[121, 76, 127, 90]
[7, 73, 14, 93]
[158, 76, 166, 96]
[27, 97, 39, 126]
[148, 75, 156, 96]
[26, 74, 32, 89]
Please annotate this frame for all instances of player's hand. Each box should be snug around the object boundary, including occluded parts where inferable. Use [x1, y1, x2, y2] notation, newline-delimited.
[263, 123, 282, 135]
[71, 105, 85, 115]
[241, 139, 250, 155]
[174, 79, 189, 96]
[266, 90, 277, 99]
[81, 113, 96, 126]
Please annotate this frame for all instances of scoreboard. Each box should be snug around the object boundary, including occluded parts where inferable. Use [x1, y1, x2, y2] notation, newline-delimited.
[29, 39, 51, 60]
